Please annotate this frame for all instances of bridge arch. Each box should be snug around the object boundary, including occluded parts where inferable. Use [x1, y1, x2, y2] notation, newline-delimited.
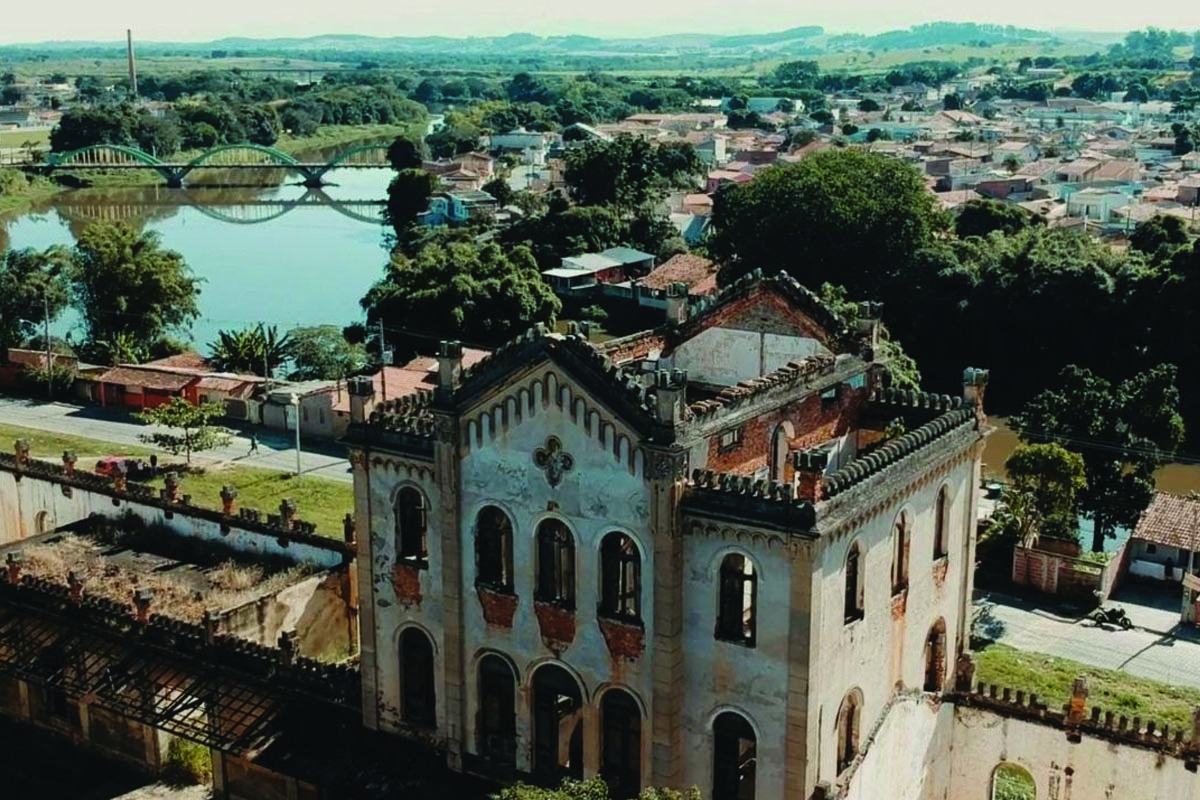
[182, 144, 301, 170]
[47, 144, 167, 167]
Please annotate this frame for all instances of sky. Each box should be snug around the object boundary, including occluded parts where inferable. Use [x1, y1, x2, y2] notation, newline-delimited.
[1, 1, 1199, 44]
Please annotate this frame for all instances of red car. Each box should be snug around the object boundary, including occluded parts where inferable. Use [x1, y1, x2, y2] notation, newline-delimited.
[94, 457, 144, 478]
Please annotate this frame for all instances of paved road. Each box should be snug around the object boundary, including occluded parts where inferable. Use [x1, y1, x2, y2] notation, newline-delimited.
[0, 398, 352, 483]
[975, 588, 1200, 690]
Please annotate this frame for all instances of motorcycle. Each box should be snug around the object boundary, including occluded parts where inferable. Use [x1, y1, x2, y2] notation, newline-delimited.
[1091, 605, 1133, 630]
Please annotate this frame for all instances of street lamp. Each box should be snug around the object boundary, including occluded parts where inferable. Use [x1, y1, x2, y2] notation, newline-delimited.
[289, 393, 302, 477]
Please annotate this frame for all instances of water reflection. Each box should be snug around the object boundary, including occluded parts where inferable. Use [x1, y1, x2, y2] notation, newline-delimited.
[1, 166, 394, 348]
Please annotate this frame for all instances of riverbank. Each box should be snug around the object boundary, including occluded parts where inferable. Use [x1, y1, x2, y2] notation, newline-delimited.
[0, 170, 63, 217]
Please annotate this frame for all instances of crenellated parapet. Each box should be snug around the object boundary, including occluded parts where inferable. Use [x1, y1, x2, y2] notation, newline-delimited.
[687, 354, 840, 422]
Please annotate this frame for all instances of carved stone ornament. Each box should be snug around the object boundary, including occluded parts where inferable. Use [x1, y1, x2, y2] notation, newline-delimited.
[651, 451, 689, 481]
[534, 436, 574, 487]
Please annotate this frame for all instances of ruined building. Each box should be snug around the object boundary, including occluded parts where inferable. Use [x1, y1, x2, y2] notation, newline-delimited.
[343, 271, 988, 799]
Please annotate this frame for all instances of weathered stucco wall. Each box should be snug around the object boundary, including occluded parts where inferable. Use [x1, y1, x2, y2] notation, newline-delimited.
[222, 571, 350, 659]
[843, 696, 952, 800]
[672, 327, 830, 387]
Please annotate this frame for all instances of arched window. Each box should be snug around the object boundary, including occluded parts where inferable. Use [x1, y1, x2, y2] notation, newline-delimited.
[475, 506, 514, 591]
[477, 655, 516, 764]
[991, 763, 1036, 800]
[836, 690, 862, 776]
[716, 554, 756, 646]
[924, 618, 948, 692]
[892, 513, 909, 595]
[712, 711, 756, 800]
[769, 423, 793, 483]
[396, 487, 428, 563]
[399, 628, 436, 728]
[600, 533, 641, 621]
[532, 664, 583, 781]
[934, 487, 949, 559]
[600, 688, 642, 798]
[536, 519, 575, 608]
[844, 542, 864, 623]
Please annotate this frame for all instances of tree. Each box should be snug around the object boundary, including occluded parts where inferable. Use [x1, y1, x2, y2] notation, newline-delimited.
[69, 222, 200, 362]
[362, 240, 560, 346]
[385, 169, 441, 235]
[563, 136, 661, 210]
[208, 324, 293, 377]
[1000, 443, 1087, 546]
[0, 247, 71, 358]
[482, 176, 515, 208]
[1124, 83, 1150, 104]
[137, 398, 231, 465]
[1013, 364, 1184, 552]
[943, 93, 962, 110]
[772, 60, 820, 87]
[1001, 154, 1022, 173]
[287, 325, 368, 381]
[858, 98, 881, 112]
[709, 149, 945, 297]
[954, 199, 1036, 238]
[386, 134, 426, 171]
[1130, 214, 1189, 255]
[0, 86, 20, 105]
[818, 283, 920, 389]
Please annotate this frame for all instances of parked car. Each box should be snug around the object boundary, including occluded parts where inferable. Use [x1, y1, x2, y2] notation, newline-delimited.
[94, 457, 145, 479]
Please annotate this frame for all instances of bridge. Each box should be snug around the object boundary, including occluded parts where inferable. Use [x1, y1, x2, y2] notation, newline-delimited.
[53, 188, 386, 227]
[43, 142, 394, 188]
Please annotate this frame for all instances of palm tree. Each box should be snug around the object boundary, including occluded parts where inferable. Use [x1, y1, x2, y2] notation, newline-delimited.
[208, 324, 293, 376]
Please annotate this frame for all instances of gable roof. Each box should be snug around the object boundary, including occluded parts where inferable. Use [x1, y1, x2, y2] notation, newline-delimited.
[639, 254, 718, 294]
[1133, 493, 1200, 551]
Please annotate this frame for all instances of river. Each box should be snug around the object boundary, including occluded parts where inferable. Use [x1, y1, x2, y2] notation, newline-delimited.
[0, 155, 394, 350]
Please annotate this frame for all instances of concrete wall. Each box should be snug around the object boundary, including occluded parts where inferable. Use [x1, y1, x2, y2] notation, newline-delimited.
[0, 464, 346, 570]
[673, 327, 830, 387]
[222, 571, 351, 659]
[843, 696, 952, 800]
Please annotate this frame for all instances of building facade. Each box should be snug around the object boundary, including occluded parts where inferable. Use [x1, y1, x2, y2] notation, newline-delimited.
[344, 272, 988, 799]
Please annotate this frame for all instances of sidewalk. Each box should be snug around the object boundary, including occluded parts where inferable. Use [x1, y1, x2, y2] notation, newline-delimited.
[0, 398, 351, 483]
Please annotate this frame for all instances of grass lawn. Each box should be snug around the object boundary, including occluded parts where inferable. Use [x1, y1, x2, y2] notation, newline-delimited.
[0, 128, 50, 148]
[144, 465, 353, 540]
[974, 641, 1200, 732]
[0, 422, 156, 459]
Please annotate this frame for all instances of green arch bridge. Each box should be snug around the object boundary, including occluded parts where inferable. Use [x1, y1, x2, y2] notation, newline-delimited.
[43, 142, 394, 188]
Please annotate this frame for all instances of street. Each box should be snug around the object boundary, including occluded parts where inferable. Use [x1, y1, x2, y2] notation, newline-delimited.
[975, 586, 1200, 690]
[0, 398, 352, 483]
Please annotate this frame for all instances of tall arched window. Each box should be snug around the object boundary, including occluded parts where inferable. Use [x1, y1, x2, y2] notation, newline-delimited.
[716, 554, 756, 646]
[532, 664, 583, 781]
[712, 711, 756, 800]
[476, 506, 514, 592]
[769, 422, 794, 483]
[934, 487, 949, 560]
[836, 690, 862, 776]
[600, 533, 641, 621]
[396, 487, 428, 563]
[892, 513, 909, 595]
[991, 763, 1036, 800]
[399, 628, 436, 728]
[600, 688, 642, 798]
[477, 655, 516, 764]
[844, 542, 864, 623]
[536, 519, 575, 608]
[924, 618, 948, 692]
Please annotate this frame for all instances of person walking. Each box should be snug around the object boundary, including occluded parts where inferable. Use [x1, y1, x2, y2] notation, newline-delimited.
[248, 432, 260, 456]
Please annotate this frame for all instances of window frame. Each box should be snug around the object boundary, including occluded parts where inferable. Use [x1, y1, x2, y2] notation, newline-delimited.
[933, 486, 950, 560]
[475, 505, 515, 593]
[716, 553, 757, 647]
[395, 486, 430, 566]
[599, 532, 642, 622]
[536, 519, 576, 609]
[844, 542, 864, 624]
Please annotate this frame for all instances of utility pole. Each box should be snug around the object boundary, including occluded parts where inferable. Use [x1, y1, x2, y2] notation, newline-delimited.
[378, 320, 389, 401]
[43, 289, 52, 400]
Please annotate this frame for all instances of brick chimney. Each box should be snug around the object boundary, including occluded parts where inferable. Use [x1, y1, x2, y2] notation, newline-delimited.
[856, 301, 882, 355]
[666, 282, 689, 325]
[220, 485, 238, 516]
[133, 587, 153, 624]
[62, 450, 77, 476]
[437, 340, 464, 391]
[1067, 676, 1089, 726]
[14, 439, 30, 468]
[163, 471, 181, 503]
[347, 375, 374, 423]
[793, 449, 828, 503]
[653, 369, 688, 425]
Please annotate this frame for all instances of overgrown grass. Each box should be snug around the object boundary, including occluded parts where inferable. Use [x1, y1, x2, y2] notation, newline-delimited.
[974, 641, 1200, 732]
[146, 465, 354, 539]
[0, 128, 50, 148]
[0, 169, 61, 216]
[0, 422, 157, 459]
[162, 736, 212, 786]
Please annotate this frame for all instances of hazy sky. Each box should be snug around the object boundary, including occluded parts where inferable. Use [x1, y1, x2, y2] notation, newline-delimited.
[1, 1, 1199, 44]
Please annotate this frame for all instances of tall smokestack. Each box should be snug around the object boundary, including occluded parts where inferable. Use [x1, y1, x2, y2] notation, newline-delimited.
[126, 29, 138, 98]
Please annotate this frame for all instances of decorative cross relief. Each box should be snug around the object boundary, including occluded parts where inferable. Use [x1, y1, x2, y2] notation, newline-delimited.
[534, 436, 574, 487]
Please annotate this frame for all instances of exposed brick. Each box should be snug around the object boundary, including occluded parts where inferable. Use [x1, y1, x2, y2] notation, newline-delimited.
[392, 562, 423, 607]
[534, 601, 576, 653]
[597, 616, 646, 661]
[933, 558, 949, 589]
[476, 586, 518, 628]
[890, 590, 907, 620]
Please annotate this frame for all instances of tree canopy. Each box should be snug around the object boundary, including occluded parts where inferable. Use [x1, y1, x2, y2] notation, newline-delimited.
[385, 168, 441, 235]
[287, 325, 369, 381]
[563, 136, 702, 210]
[954, 199, 1040, 239]
[1012, 364, 1184, 552]
[137, 398, 231, 465]
[208, 324, 293, 377]
[0, 246, 71, 359]
[709, 149, 946, 296]
[1000, 443, 1087, 546]
[69, 222, 200, 363]
[362, 240, 560, 346]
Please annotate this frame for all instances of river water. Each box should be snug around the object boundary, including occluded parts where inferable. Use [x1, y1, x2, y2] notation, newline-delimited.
[0, 161, 393, 349]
